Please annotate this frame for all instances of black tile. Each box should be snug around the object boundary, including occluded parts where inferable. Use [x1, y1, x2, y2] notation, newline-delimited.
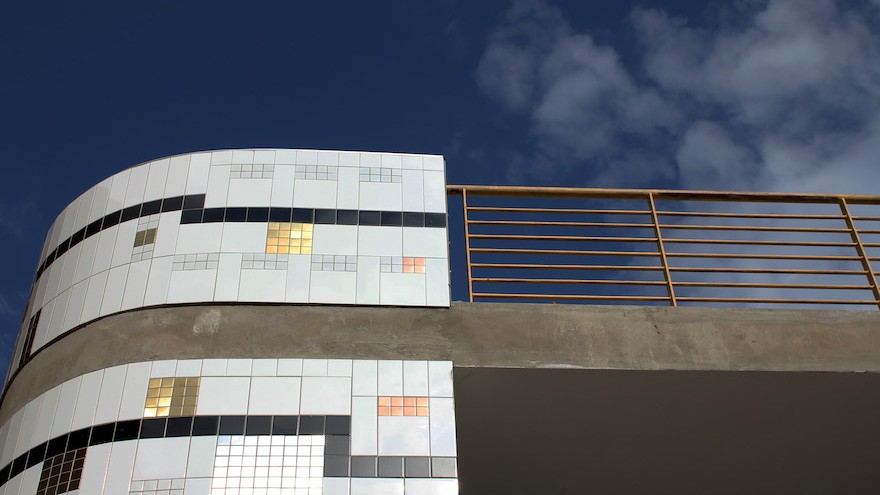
[224, 207, 247, 222]
[325, 435, 350, 455]
[323, 455, 350, 477]
[405, 457, 431, 477]
[425, 212, 447, 228]
[71, 227, 86, 245]
[298, 415, 325, 434]
[337, 210, 358, 225]
[114, 419, 141, 441]
[219, 416, 246, 435]
[402, 212, 425, 227]
[140, 418, 167, 438]
[192, 416, 219, 436]
[86, 218, 103, 237]
[161, 195, 184, 212]
[45, 435, 68, 458]
[66, 428, 90, 450]
[350, 456, 377, 477]
[202, 208, 226, 223]
[431, 457, 457, 478]
[26, 442, 47, 468]
[380, 211, 402, 226]
[89, 423, 115, 445]
[247, 207, 269, 222]
[0, 464, 9, 483]
[183, 194, 206, 210]
[378, 457, 404, 478]
[141, 199, 162, 216]
[358, 211, 381, 226]
[180, 209, 203, 224]
[292, 208, 314, 223]
[325, 416, 351, 435]
[269, 208, 292, 222]
[9, 454, 26, 478]
[272, 416, 298, 435]
[245, 416, 272, 435]
[56, 239, 70, 257]
[166, 417, 193, 437]
[103, 210, 121, 228]
[314, 209, 336, 224]
[121, 204, 142, 222]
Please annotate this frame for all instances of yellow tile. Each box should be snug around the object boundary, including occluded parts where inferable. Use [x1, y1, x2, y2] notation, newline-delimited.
[146, 388, 160, 398]
[161, 377, 175, 387]
[182, 406, 197, 416]
[157, 406, 170, 417]
[187, 377, 201, 386]
[145, 398, 159, 408]
[158, 397, 172, 407]
[277, 246, 289, 254]
[269, 222, 280, 229]
[183, 396, 198, 406]
[302, 247, 311, 254]
[144, 408, 157, 418]
[171, 397, 185, 407]
[266, 245, 278, 254]
[149, 378, 162, 388]
[159, 387, 173, 397]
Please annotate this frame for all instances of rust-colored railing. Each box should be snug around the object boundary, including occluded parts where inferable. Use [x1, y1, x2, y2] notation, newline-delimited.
[448, 185, 880, 309]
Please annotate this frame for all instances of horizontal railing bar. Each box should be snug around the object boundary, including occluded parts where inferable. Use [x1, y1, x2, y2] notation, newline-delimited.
[660, 224, 850, 233]
[472, 277, 666, 286]
[470, 248, 659, 257]
[676, 297, 878, 305]
[674, 281, 871, 290]
[668, 267, 867, 275]
[473, 293, 670, 301]
[853, 216, 880, 222]
[469, 234, 657, 242]
[658, 211, 845, 220]
[666, 252, 861, 261]
[663, 238, 856, 247]
[467, 220, 653, 228]
[467, 206, 650, 216]
[858, 230, 880, 235]
[472, 263, 663, 271]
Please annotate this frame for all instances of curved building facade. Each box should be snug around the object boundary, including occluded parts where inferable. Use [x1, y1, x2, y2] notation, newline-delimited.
[0, 150, 457, 495]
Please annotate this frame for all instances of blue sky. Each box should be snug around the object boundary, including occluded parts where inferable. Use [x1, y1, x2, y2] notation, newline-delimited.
[2, 0, 879, 370]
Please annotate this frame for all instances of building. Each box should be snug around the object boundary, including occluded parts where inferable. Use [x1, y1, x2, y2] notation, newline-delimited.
[1, 149, 879, 495]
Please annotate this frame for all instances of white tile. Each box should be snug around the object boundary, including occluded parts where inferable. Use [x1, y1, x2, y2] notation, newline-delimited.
[402, 169, 425, 212]
[275, 149, 297, 165]
[227, 178, 272, 206]
[118, 362, 152, 421]
[197, 377, 250, 415]
[124, 164, 149, 207]
[309, 271, 356, 304]
[166, 270, 217, 304]
[359, 182, 401, 211]
[381, 154, 403, 169]
[59, 199, 79, 240]
[186, 436, 217, 478]
[70, 369, 103, 430]
[429, 398, 457, 456]
[74, 188, 95, 232]
[328, 359, 353, 377]
[428, 361, 454, 398]
[220, 222, 267, 252]
[2, 469, 21, 495]
[402, 155, 423, 170]
[214, 253, 242, 301]
[403, 361, 429, 397]
[92, 227, 117, 273]
[133, 437, 190, 480]
[251, 359, 277, 376]
[380, 273, 427, 306]
[378, 361, 403, 396]
[317, 150, 339, 165]
[50, 376, 82, 437]
[78, 442, 112, 494]
[175, 223, 223, 254]
[32, 385, 60, 445]
[359, 152, 380, 167]
[403, 228, 448, 258]
[150, 359, 177, 377]
[356, 256, 380, 305]
[145, 159, 171, 201]
[351, 478, 404, 495]
[166, 155, 191, 197]
[254, 149, 275, 163]
[297, 150, 318, 165]
[352, 360, 378, 396]
[351, 396, 377, 456]
[232, 149, 254, 164]
[121, 259, 151, 310]
[16, 464, 41, 495]
[358, 226, 402, 256]
[73, 235, 99, 284]
[105, 440, 138, 492]
[62, 279, 87, 329]
[404, 479, 458, 495]
[336, 166, 360, 210]
[238, 269, 286, 302]
[144, 256, 173, 306]
[270, 165, 295, 207]
[378, 417, 430, 456]
[201, 359, 227, 376]
[338, 151, 360, 166]
[249, 377, 301, 414]
[13, 399, 41, 458]
[312, 225, 357, 255]
[175, 359, 202, 376]
[324, 477, 351, 495]
[226, 358, 252, 375]
[303, 359, 328, 376]
[276, 358, 303, 376]
[0, 412, 23, 465]
[423, 155, 445, 171]
[110, 220, 138, 267]
[94, 364, 127, 424]
[210, 150, 233, 166]
[423, 171, 447, 213]
[89, 177, 112, 222]
[185, 153, 211, 194]
[300, 377, 351, 415]
[153, 211, 181, 257]
[285, 254, 311, 303]
[293, 180, 337, 208]
[45, 288, 70, 343]
[59, 243, 82, 294]
[425, 258, 450, 307]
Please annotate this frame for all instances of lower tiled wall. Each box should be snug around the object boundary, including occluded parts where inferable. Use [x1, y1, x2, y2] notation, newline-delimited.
[0, 359, 458, 495]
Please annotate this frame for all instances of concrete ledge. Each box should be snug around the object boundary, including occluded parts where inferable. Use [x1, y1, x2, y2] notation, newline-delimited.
[2, 302, 879, 421]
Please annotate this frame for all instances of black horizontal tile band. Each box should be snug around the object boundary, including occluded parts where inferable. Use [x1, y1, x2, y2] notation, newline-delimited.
[179, 207, 447, 229]
[35, 194, 207, 280]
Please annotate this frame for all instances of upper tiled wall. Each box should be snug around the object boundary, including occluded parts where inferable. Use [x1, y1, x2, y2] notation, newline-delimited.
[10, 150, 450, 379]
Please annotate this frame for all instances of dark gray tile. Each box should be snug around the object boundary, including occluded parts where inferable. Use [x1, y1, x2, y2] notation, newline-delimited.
[323, 455, 350, 477]
[325, 435, 350, 455]
[405, 457, 431, 477]
[378, 457, 404, 478]
[431, 457, 457, 478]
[350, 456, 377, 477]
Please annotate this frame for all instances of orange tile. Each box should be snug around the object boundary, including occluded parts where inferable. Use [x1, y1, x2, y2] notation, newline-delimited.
[403, 397, 416, 407]
[391, 397, 404, 407]
[416, 397, 429, 407]
[404, 407, 416, 416]
[415, 258, 426, 265]
[417, 407, 429, 416]
[378, 406, 391, 416]
[391, 407, 403, 416]
[414, 265, 425, 274]
[378, 397, 391, 406]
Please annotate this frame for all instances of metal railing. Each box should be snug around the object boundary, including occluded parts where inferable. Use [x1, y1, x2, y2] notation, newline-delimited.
[447, 185, 880, 309]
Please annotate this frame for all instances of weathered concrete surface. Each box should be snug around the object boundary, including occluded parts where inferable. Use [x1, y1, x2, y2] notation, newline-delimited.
[2, 302, 879, 421]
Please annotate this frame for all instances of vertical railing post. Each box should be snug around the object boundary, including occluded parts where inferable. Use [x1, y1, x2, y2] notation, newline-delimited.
[462, 188, 474, 302]
[838, 198, 880, 309]
[649, 192, 677, 306]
